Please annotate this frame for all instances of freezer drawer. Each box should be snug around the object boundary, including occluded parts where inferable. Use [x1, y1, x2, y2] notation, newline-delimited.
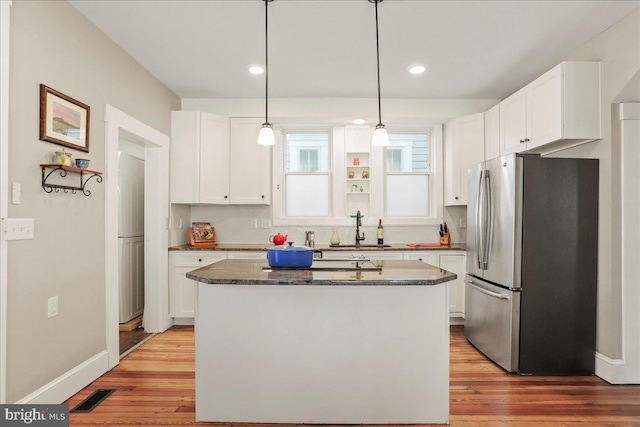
[464, 275, 520, 372]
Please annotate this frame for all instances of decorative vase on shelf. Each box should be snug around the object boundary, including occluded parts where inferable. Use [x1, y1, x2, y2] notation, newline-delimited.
[330, 227, 341, 246]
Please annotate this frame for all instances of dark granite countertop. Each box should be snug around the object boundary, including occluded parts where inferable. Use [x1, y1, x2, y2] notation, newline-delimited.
[170, 242, 466, 252]
[186, 259, 457, 286]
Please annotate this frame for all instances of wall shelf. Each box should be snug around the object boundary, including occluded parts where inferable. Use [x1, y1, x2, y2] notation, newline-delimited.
[40, 164, 103, 196]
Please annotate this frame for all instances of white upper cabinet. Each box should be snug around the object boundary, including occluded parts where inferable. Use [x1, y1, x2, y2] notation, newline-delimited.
[500, 61, 601, 155]
[444, 112, 484, 206]
[171, 112, 271, 205]
[171, 111, 229, 204]
[484, 104, 501, 161]
[229, 118, 272, 205]
[500, 87, 528, 155]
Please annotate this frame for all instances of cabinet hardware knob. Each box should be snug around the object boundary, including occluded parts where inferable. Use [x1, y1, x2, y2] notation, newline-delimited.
[455, 196, 459, 200]
[525, 138, 530, 142]
[418, 258, 423, 261]
[198, 258, 202, 262]
[261, 195, 265, 198]
[519, 139, 524, 144]
[224, 195, 228, 199]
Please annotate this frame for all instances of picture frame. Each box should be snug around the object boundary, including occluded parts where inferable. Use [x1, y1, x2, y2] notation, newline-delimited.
[39, 84, 90, 153]
[189, 222, 218, 247]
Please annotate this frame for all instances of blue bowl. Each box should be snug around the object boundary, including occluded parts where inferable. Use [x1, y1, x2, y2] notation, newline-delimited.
[75, 159, 90, 169]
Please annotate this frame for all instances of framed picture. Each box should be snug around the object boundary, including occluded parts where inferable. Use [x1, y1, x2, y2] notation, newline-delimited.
[189, 222, 218, 247]
[39, 84, 90, 152]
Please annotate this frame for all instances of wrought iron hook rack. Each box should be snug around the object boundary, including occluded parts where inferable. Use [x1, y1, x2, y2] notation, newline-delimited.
[40, 164, 102, 196]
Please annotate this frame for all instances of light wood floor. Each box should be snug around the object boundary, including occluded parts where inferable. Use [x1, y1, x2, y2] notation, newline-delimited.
[66, 326, 640, 426]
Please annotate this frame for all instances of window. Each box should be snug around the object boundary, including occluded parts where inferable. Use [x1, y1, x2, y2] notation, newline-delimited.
[284, 131, 331, 217]
[384, 132, 430, 217]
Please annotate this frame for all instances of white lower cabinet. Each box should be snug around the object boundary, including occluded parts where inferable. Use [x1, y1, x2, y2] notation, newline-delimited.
[226, 251, 267, 260]
[405, 251, 466, 322]
[170, 252, 227, 319]
[321, 251, 404, 261]
[438, 254, 466, 321]
[169, 249, 464, 322]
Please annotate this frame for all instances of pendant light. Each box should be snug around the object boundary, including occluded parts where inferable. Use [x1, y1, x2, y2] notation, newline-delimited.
[257, 0, 275, 146]
[370, 0, 389, 147]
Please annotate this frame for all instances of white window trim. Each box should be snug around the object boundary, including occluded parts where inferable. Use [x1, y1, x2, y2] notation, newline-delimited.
[273, 125, 352, 226]
[378, 124, 443, 226]
[273, 123, 443, 227]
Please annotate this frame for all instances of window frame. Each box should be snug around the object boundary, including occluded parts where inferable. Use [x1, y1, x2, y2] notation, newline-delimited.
[272, 123, 443, 227]
[378, 125, 443, 226]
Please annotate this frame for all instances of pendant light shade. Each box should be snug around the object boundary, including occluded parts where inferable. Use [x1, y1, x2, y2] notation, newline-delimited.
[372, 124, 389, 147]
[258, 0, 275, 146]
[257, 123, 275, 146]
[370, 0, 389, 147]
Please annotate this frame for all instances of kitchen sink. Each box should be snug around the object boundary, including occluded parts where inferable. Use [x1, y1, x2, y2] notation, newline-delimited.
[329, 244, 391, 248]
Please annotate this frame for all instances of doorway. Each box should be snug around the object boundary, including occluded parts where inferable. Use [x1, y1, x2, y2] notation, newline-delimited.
[104, 105, 171, 370]
[117, 132, 151, 355]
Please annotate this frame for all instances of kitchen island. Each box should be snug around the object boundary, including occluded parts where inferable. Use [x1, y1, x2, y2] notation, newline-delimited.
[187, 259, 456, 424]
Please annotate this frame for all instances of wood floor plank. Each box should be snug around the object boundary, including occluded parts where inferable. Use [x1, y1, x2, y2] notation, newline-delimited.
[66, 325, 640, 426]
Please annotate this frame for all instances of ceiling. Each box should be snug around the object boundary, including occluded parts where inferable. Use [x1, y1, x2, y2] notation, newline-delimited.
[70, 0, 639, 100]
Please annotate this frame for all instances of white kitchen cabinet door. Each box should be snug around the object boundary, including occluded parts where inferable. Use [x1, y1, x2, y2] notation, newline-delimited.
[438, 253, 466, 320]
[403, 251, 438, 267]
[170, 251, 227, 318]
[229, 118, 271, 205]
[321, 251, 403, 261]
[499, 87, 528, 156]
[444, 113, 484, 206]
[119, 236, 145, 323]
[484, 104, 500, 161]
[226, 251, 267, 260]
[499, 62, 601, 155]
[170, 111, 229, 204]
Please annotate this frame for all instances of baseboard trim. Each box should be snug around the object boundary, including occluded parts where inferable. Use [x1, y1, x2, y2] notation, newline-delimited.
[595, 352, 636, 384]
[173, 317, 194, 326]
[15, 351, 109, 404]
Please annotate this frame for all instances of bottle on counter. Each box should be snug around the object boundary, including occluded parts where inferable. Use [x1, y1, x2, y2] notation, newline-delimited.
[377, 219, 384, 245]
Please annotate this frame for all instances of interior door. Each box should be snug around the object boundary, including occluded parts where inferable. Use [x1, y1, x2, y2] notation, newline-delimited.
[481, 155, 519, 288]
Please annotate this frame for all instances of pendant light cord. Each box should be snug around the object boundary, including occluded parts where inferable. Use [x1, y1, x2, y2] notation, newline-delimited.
[374, 0, 382, 126]
[264, 0, 269, 125]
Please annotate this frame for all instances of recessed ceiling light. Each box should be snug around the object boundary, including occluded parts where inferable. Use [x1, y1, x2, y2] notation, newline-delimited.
[248, 65, 265, 75]
[408, 64, 427, 75]
[352, 119, 366, 125]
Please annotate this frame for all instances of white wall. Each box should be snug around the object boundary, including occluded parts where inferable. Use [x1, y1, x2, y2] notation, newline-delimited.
[553, 9, 639, 362]
[6, 1, 179, 402]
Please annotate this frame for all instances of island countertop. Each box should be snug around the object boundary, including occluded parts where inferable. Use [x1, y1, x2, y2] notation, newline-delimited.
[186, 259, 457, 286]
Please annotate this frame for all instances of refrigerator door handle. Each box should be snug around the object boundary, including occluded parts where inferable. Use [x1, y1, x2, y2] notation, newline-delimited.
[466, 281, 510, 300]
[475, 170, 485, 269]
[482, 170, 493, 269]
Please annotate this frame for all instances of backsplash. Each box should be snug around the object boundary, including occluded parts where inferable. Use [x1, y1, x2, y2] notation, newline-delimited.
[170, 204, 467, 246]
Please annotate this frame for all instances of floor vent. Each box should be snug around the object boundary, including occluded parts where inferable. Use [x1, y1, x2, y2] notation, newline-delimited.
[71, 389, 116, 413]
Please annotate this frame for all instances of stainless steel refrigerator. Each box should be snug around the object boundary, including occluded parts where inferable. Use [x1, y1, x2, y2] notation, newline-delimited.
[465, 154, 598, 375]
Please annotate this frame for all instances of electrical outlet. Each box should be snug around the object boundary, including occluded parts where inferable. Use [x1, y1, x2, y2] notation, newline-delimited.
[261, 219, 271, 229]
[48, 296, 59, 318]
[459, 218, 467, 228]
[250, 219, 259, 229]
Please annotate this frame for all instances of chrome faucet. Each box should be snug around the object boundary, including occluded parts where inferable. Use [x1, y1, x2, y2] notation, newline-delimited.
[355, 210, 365, 245]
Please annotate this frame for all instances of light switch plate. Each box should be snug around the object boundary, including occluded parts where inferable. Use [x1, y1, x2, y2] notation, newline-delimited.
[1, 218, 35, 241]
[261, 219, 271, 229]
[48, 296, 59, 318]
[11, 183, 21, 205]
